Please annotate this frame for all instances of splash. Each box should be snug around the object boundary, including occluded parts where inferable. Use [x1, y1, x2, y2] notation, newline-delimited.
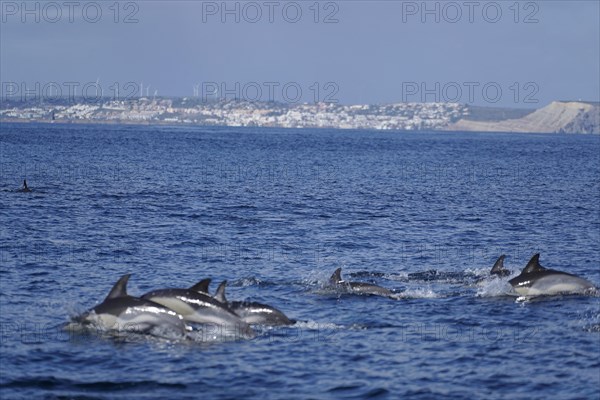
[392, 287, 442, 299]
[476, 278, 514, 298]
[230, 277, 263, 287]
[292, 320, 345, 330]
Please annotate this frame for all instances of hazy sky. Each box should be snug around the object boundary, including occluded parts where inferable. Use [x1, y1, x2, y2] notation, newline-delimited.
[1, 1, 599, 107]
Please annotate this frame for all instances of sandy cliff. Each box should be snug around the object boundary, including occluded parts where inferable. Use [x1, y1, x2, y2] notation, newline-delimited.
[449, 101, 599, 134]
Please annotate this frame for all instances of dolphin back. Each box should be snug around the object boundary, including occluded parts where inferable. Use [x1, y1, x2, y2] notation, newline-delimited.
[349, 282, 393, 297]
[189, 278, 211, 294]
[229, 301, 295, 326]
[330, 268, 343, 284]
[522, 254, 545, 274]
[214, 281, 228, 303]
[141, 288, 256, 338]
[490, 255, 510, 277]
[104, 274, 131, 301]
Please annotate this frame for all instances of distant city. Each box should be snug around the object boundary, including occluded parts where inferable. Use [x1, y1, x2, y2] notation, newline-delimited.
[1, 97, 598, 134]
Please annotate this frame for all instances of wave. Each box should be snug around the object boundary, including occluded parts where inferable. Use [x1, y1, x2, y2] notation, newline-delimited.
[575, 306, 600, 333]
[0, 377, 187, 391]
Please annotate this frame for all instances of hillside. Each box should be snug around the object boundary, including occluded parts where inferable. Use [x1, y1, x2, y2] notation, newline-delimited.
[449, 101, 600, 134]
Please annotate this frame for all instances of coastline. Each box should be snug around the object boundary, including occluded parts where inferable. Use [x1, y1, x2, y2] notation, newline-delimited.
[1, 100, 598, 134]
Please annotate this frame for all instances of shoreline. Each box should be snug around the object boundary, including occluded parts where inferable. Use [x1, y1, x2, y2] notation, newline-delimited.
[1, 100, 598, 134]
[1, 117, 597, 136]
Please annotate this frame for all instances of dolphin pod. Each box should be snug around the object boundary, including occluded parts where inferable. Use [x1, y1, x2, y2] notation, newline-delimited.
[478, 253, 595, 296]
[71, 274, 294, 339]
[329, 256, 595, 298]
[71, 254, 596, 340]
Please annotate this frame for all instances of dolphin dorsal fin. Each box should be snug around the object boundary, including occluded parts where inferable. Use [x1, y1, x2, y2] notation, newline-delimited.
[490, 255, 507, 275]
[190, 278, 211, 294]
[330, 268, 343, 284]
[105, 274, 131, 301]
[215, 280, 227, 303]
[522, 254, 545, 274]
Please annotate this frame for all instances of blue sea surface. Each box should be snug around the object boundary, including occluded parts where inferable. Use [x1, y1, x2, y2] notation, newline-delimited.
[1, 123, 599, 399]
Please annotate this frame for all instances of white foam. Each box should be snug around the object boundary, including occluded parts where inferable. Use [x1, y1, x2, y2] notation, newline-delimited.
[235, 277, 262, 287]
[476, 278, 515, 297]
[463, 267, 489, 277]
[185, 327, 249, 343]
[393, 287, 442, 299]
[292, 320, 344, 330]
[386, 272, 409, 281]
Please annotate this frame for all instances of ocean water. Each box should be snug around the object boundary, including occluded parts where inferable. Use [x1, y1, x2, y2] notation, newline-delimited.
[1, 123, 599, 399]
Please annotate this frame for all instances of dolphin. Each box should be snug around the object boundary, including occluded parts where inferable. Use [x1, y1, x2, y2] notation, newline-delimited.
[17, 179, 31, 193]
[509, 254, 596, 296]
[330, 268, 393, 297]
[207, 281, 294, 326]
[74, 274, 188, 337]
[141, 282, 255, 338]
[490, 255, 511, 277]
